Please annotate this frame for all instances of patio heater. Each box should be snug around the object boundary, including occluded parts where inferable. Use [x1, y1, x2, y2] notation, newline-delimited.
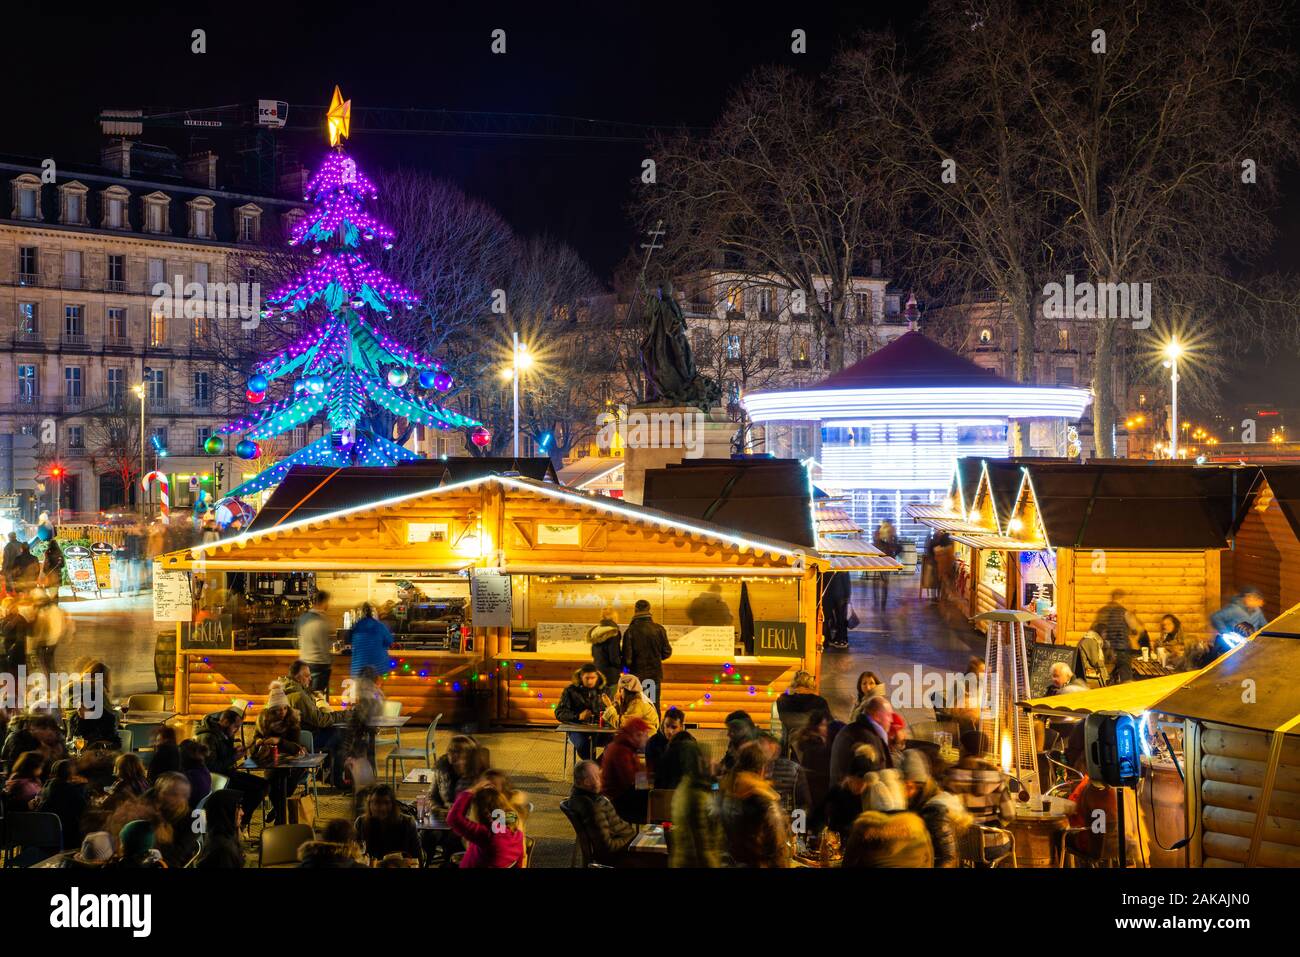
[973, 609, 1042, 801]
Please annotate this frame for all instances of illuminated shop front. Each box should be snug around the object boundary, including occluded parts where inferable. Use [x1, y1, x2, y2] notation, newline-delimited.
[742, 331, 1092, 538]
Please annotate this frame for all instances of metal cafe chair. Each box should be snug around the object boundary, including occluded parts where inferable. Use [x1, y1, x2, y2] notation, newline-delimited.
[259, 823, 314, 868]
[386, 713, 441, 787]
[4, 813, 63, 868]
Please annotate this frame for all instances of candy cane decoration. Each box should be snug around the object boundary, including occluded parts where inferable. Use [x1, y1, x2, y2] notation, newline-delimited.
[141, 470, 170, 525]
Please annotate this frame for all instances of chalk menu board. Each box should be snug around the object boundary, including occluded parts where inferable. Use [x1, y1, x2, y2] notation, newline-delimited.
[90, 542, 114, 590]
[470, 570, 512, 628]
[63, 545, 99, 600]
[1028, 642, 1080, 698]
[153, 570, 193, 622]
[535, 622, 735, 658]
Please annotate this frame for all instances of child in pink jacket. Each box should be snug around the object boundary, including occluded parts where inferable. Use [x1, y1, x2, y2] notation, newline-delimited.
[447, 782, 524, 868]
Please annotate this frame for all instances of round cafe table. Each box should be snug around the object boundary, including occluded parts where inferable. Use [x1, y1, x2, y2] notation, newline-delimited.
[1009, 806, 1070, 867]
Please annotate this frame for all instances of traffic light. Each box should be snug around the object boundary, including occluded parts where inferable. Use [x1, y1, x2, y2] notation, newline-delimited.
[48, 464, 65, 480]
[11, 434, 39, 491]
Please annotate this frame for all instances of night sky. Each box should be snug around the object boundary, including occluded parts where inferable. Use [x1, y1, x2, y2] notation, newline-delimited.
[2, 1, 1297, 411]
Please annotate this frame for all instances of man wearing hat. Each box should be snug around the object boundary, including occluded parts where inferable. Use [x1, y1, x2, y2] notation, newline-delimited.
[620, 599, 673, 713]
[62, 831, 115, 869]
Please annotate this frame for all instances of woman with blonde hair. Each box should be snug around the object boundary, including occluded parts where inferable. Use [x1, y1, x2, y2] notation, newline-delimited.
[603, 673, 659, 732]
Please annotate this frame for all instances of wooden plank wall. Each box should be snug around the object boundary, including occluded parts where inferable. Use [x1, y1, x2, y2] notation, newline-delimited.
[1063, 549, 1217, 646]
[1198, 723, 1300, 867]
[1225, 500, 1300, 614]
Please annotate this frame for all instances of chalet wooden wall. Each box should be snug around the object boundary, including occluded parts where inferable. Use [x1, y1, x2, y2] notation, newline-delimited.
[1061, 549, 1219, 645]
[1225, 495, 1300, 615]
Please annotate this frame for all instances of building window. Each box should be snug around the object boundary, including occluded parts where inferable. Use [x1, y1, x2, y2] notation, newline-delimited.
[1057, 327, 1070, 350]
[150, 310, 167, 347]
[67, 426, 84, 449]
[195, 425, 213, 452]
[64, 305, 85, 340]
[727, 380, 741, 405]
[238, 209, 261, 242]
[792, 338, 811, 369]
[19, 246, 39, 284]
[17, 365, 38, 402]
[1055, 366, 1075, 386]
[726, 285, 743, 312]
[194, 371, 211, 407]
[148, 257, 166, 289]
[64, 366, 83, 400]
[18, 186, 38, 219]
[107, 307, 127, 341]
[978, 327, 993, 344]
[144, 368, 167, 400]
[103, 187, 130, 229]
[725, 333, 742, 361]
[757, 287, 774, 314]
[1138, 393, 1147, 407]
[150, 426, 169, 450]
[63, 250, 82, 288]
[189, 199, 215, 239]
[856, 291, 873, 320]
[62, 188, 85, 225]
[17, 303, 38, 338]
[142, 194, 169, 234]
[107, 368, 125, 400]
[761, 337, 778, 368]
[105, 254, 126, 292]
[193, 261, 209, 286]
[693, 333, 714, 367]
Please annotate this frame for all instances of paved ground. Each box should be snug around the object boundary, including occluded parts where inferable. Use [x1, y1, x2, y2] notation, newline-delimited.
[54, 573, 984, 867]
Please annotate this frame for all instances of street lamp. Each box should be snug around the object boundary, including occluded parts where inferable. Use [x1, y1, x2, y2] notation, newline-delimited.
[500, 332, 534, 458]
[133, 383, 147, 514]
[1163, 340, 1183, 459]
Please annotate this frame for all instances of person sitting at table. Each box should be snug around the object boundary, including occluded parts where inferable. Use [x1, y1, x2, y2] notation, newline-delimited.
[109, 819, 166, 869]
[1154, 614, 1188, 670]
[716, 710, 759, 776]
[448, 780, 525, 868]
[180, 739, 212, 807]
[283, 659, 346, 788]
[601, 716, 653, 823]
[61, 831, 115, 870]
[31, 758, 89, 849]
[355, 784, 422, 865]
[568, 760, 637, 866]
[603, 673, 659, 733]
[842, 810, 934, 868]
[480, 768, 531, 833]
[101, 752, 150, 808]
[69, 702, 120, 751]
[5, 750, 44, 812]
[149, 771, 197, 867]
[348, 602, 394, 679]
[252, 680, 307, 826]
[719, 740, 791, 868]
[1045, 662, 1088, 696]
[1065, 755, 1121, 862]
[669, 739, 723, 868]
[554, 664, 612, 761]
[195, 708, 267, 827]
[147, 725, 182, 784]
[430, 735, 487, 815]
[298, 818, 367, 868]
[645, 707, 694, 791]
[194, 788, 245, 869]
[943, 730, 1010, 829]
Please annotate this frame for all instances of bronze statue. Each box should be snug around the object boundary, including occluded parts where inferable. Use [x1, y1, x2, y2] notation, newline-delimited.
[638, 282, 722, 410]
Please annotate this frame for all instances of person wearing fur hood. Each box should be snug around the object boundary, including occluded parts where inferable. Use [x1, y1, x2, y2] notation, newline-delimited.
[602, 673, 659, 733]
[586, 610, 623, 688]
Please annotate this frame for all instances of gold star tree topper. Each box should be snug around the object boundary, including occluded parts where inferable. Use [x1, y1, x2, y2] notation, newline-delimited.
[326, 85, 352, 146]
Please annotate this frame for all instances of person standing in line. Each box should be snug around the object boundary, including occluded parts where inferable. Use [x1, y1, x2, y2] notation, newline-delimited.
[2, 532, 21, 596]
[295, 590, 334, 693]
[40, 530, 65, 601]
[348, 602, 394, 678]
[586, 607, 623, 689]
[621, 599, 672, 713]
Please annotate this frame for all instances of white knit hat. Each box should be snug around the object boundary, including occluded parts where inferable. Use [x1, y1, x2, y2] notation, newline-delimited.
[266, 680, 290, 711]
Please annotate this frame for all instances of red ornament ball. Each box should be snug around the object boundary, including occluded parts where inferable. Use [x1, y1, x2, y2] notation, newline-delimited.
[246, 389, 266, 404]
[470, 427, 491, 448]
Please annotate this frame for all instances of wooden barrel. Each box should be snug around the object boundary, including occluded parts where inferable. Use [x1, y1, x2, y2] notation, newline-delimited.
[154, 630, 176, 696]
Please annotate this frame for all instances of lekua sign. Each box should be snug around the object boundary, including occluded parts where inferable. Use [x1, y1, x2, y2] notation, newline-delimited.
[753, 620, 806, 658]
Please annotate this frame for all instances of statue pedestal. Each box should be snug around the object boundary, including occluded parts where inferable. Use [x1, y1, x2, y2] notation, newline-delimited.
[621, 405, 736, 505]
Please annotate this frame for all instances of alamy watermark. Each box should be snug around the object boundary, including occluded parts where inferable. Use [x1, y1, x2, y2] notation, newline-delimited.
[597, 408, 706, 458]
[887, 666, 991, 711]
[1042, 273, 1152, 329]
[1, 667, 106, 716]
[151, 276, 263, 330]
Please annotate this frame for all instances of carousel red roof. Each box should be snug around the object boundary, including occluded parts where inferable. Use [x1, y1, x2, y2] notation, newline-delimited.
[814, 330, 1018, 390]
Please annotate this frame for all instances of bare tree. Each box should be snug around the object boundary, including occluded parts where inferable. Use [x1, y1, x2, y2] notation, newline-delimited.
[638, 66, 899, 374]
[84, 401, 142, 508]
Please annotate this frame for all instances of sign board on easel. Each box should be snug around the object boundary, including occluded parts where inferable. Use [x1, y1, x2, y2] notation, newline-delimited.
[470, 570, 512, 628]
[64, 545, 100, 600]
[153, 570, 193, 622]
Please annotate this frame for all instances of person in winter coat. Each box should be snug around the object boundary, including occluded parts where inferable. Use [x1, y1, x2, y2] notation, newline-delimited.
[39, 533, 64, 594]
[587, 610, 623, 688]
[669, 739, 723, 868]
[603, 673, 659, 733]
[600, 716, 652, 823]
[252, 681, 305, 825]
[719, 740, 791, 867]
[821, 749, 873, 842]
[354, 784, 421, 864]
[645, 707, 694, 791]
[554, 664, 612, 760]
[567, 760, 637, 865]
[901, 749, 968, 868]
[194, 788, 245, 869]
[829, 696, 894, 783]
[620, 600, 672, 711]
[111, 819, 166, 869]
[150, 772, 197, 868]
[29, 588, 72, 676]
[349, 603, 394, 678]
[0, 597, 32, 678]
[298, 818, 367, 868]
[194, 708, 267, 822]
[283, 661, 346, 787]
[101, 752, 150, 808]
[842, 810, 934, 868]
[4, 750, 44, 811]
[146, 726, 182, 785]
[1, 532, 21, 595]
[447, 781, 525, 868]
[180, 739, 212, 807]
[32, 759, 90, 849]
[1209, 588, 1269, 657]
[791, 710, 836, 833]
[10, 544, 40, 595]
[821, 570, 853, 649]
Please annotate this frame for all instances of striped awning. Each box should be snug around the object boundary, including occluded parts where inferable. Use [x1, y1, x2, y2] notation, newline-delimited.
[816, 533, 903, 571]
[1018, 670, 1201, 717]
[950, 533, 1043, 550]
[906, 503, 962, 521]
[914, 516, 991, 535]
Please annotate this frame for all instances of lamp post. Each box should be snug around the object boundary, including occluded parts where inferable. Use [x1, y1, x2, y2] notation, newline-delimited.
[1163, 340, 1183, 459]
[133, 383, 147, 514]
[501, 332, 533, 458]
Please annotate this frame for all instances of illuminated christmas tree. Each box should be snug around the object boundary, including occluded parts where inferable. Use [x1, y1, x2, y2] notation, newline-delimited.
[211, 88, 486, 499]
